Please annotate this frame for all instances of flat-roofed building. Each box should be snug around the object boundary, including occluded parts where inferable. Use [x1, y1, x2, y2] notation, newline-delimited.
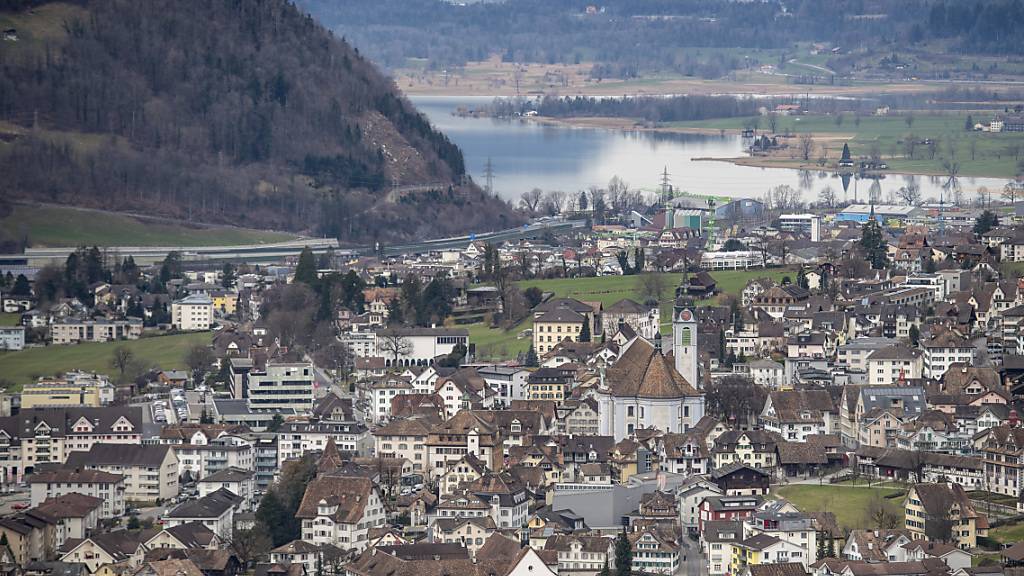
[50, 318, 142, 345]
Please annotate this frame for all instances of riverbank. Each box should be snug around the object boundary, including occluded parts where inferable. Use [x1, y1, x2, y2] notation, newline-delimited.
[525, 113, 1024, 180]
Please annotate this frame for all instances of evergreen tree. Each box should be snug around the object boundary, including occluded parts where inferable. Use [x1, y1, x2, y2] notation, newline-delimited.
[525, 344, 539, 367]
[840, 142, 852, 162]
[222, 263, 237, 289]
[386, 297, 405, 325]
[614, 528, 632, 576]
[796, 268, 809, 290]
[860, 215, 888, 270]
[599, 561, 611, 576]
[909, 324, 920, 346]
[579, 191, 588, 211]
[633, 248, 645, 273]
[255, 489, 294, 546]
[579, 319, 591, 342]
[826, 537, 836, 558]
[293, 247, 319, 287]
[616, 251, 632, 275]
[924, 256, 936, 273]
[718, 328, 726, 363]
[965, 115, 974, 131]
[973, 210, 999, 236]
[10, 274, 30, 296]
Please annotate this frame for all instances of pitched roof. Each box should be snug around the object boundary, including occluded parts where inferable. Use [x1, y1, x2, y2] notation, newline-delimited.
[604, 338, 698, 398]
[34, 493, 104, 519]
[156, 523, 218, 549]
[166, 488, 241, 519]
[295, 476, 374, 524]
[65, 444, 173, 468]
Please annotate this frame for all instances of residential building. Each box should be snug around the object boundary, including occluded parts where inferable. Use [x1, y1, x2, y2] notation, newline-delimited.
[0, 326, 25, 351]
[921, 332, 975, 380]
[28, 469, 125, 519]
[277, 421, 372, 465]
[65, 443, 179, 502]
[602, 299, 660, 339]
[50, 318, 143, 345]
[165, 488, 241, 540]
[904, 483, 983, 549]
[296, 475, 386, 551]
[373, 416, 435, 473]
[866, 345, 923, 386]
[20, 373, 114, 409]
[33, 493, 102, 549]
[197, 467, 256, 512]
[172, 294, 214, 331]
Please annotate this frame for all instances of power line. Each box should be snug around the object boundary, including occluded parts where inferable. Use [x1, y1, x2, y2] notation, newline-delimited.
[484, 157, 495, 196]
[660, 166, 672, 203]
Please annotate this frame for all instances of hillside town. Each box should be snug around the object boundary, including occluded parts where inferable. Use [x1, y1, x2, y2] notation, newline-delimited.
[2, 186, 1024, 576]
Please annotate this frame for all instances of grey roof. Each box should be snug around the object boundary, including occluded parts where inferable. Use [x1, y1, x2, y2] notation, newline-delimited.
[859, 386, 926, 416]
[198, 467, 254, 484]
[213, 399, 296, 416]
[66, 444, 173, 468]
[868, 344, 923, 361]
[839, 337, 900, 352]
[167, 488, 241, 519]
[0, 407, 143, 440]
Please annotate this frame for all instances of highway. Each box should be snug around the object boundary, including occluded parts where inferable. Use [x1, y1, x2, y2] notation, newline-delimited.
[0, 220, 587, 267]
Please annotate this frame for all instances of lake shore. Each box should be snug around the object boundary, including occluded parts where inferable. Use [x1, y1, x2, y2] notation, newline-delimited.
[525, 115, 1008, 179]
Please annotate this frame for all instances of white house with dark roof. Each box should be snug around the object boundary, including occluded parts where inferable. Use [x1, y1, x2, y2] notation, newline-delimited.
[197, 467, 256, 511]
[296, 476, 385, 550]
[65, 443, 179, 502]
[29, 469, 125, 519]
[164, 488, 242, 540]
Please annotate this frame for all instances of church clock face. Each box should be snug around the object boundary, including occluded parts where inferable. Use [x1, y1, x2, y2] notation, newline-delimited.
[679, 309, 693, 322]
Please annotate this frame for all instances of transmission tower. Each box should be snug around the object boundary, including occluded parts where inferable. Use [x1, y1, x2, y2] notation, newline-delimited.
[484, 158, 495, 196]
[660, 166, 672, 203]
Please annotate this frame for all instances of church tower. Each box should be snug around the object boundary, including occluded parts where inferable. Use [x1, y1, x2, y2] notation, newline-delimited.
[673, 288, 700, 390]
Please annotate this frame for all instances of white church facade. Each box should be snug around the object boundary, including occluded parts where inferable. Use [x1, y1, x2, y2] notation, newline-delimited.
[594, 299, 705, 441]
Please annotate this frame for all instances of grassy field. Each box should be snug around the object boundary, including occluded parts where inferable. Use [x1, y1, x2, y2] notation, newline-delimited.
[0, 313, 20, 327]
[1, 204, 298, 247]
[470, 268, 792, 360]
[991, 521, 1024, 545]
[669, 113, 1024, 179]
[0, 331, 211, 389]
[773, 484, 906, 533]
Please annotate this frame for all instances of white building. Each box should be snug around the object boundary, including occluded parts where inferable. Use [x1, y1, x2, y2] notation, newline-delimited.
[165, 488, 240, 539]
[0, 326, 25, 351]
[170, 433, 255, 480]
[478, 366, 530, 407]
[297, 476, 386, 551]
[277, 421, 372, 465]
[369, 376, 415, 423]
[65, 443, 179, 502]
[246, 362, 316, 412]
[595, 309, 705, 441]
[197, 467, 257, 511]
[921, 332, 975, 379]
[777, 214, 822, 242]
[28, 469, 126, 519]
[701, 251, 764, 270]
[866, 344, 924, 386]
[172, 294, 214, 331]
[372, 326, 469, 368]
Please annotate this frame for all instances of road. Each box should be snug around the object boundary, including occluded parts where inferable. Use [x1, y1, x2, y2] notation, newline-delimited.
[677, 535, 707, 576]
[0, 488, 30, 515]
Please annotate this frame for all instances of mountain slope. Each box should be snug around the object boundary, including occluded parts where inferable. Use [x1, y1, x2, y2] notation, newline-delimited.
[0, 0, 517, 242]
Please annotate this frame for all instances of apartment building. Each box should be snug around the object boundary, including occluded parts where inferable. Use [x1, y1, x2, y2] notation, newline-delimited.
[50, 318, 142, 344]
[65, 444, 179, 502]
[172, 294, 214, 331]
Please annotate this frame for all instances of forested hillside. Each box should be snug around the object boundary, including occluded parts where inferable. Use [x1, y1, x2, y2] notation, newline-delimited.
[299, 0, 1024, 78]
[0, 0, 517, 242]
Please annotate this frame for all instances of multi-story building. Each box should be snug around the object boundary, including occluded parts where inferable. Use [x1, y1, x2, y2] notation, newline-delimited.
[172, 434, 254, 480]
[974, 425, 1024, 510]
[373, 416, 435, 473]
[904, 483, 982, 549]
[296, 476, 386, 550]
[277, 421, 372, 465]
[20, 372, 115, 409]
[172, 294, 214, 331]
[28, 468, 125, 519]
[246, 362, 316, 412]
[65, 444, 179, 502]
[0, 407, 144, 484]
[534, 307, 588, 356]
[602, 299, 660, 339]
[50, 318, 143, 345]
[369, 375, 415, 423]
[0, 326, 25, 351]
[866, 344, 923, 386]
[921, 332, 975, 380]
[478, 366, 530, 407]
[527, 367, 572, 402]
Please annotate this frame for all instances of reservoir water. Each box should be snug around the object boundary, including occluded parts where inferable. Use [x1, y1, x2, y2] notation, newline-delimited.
[412, 95, 1008, 204]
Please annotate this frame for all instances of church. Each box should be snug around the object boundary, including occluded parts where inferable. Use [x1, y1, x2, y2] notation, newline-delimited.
[594, 295, 705, 441]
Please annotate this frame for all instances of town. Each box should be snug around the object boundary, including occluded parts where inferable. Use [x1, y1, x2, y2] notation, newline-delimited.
[1, 178, 1024, 576]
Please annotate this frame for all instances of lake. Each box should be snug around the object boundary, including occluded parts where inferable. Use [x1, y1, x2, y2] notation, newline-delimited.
[411, 95, 1007, 205]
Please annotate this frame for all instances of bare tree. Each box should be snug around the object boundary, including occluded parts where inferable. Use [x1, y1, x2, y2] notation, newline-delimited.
[771, 184, 800, 211]
[867, 492, 900, 530]
[378, 331, 413, 366]
[817, 186, 836, 209]
[903, 135, 917, 159]
[904, 113, 914, 128]
[542, 190, 566, 215]
[1003, 182, 1020, 205]
[636, 273, 667, 306]
[768, 112, 778, 134]
[111, 346, 134, 380]
[520, 188, 543, 214]
[799, 133, 815, 161]
[312, 341, 353, 383]
[895, 183, 921, 206]
[185, 344, 215, 387]
[976, 186, 991, 208]
[228, 525, 272, 569]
